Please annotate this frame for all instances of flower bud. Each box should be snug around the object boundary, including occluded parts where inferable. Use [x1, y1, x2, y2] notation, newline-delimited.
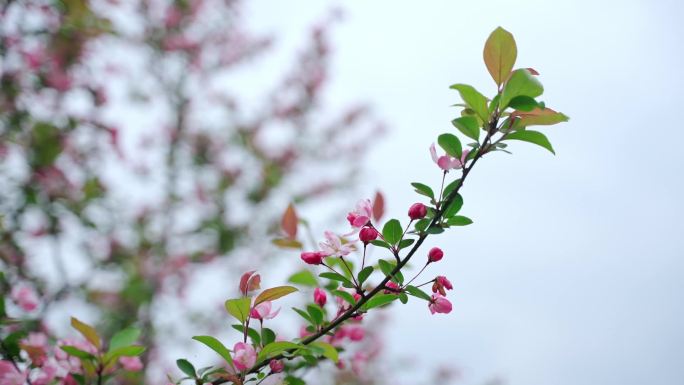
[269, 359, 284, 373]
[432, 275, 453, 296]
[359, 226, 378, 244]
[314, 288, 327, 307]
[301, 251, 325, 265]
[239, 271, 261, 296]
[384, 281, 401, 295]
[428, 247, 444, 263]
[407, 202, 427, 220]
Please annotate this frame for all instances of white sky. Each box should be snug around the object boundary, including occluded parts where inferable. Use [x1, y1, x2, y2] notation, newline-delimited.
[242, 1, 684, 384]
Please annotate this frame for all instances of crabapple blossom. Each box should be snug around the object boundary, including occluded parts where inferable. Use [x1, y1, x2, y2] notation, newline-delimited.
[430, 143, 470, 170]
[408, 202, 427, 220]
[432, 275, 453, 296]
[428, 247, 444, 263]
[0, 360, 26, 385]
[250, 301, 280, 320]
[119, 356, 143, 371]
[383, 281, 401, 294]
[10, 284, 39, 312]
[319, 231, 353, 257]
[232, 342, 257, 371]
[20, 332, 49, 366]
[269, 359, 284, 373]
[428, 294, 453, 315]
[346, 199, 372, 228]
[313, 288, 327, 307]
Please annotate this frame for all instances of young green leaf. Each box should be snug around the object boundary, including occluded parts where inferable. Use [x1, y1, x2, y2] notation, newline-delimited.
[225, 298, 251, 323]
[357, 266, 374, 285]
[404, 285, 432, 301]
[507, 95, 538, 112]
[319, 272, 352, 286]
[369, 239, 391, 249]
[192, 336, 234, 367]
[361, 294, 398, 311]
[446, 216, 473, 226]
[176, 359, 196, 378]
[382, 219, 403, 245]
[449, 84, 490, 121]
[500, 69, 543, 110]
[414, 218, 431, 232]
[60, 345, 97, 361]
[377, 259, 404, 284]
[231, 325, 261, 345]
[442, 178, 462, 199]
[70, 317, 101, 350]
[411, 182, 434, 199]
[306, 305, 324, 325]
[330, 290, 356, 305]
[504, 130, 555, 154]
[108, 328, 140, 352]
[103, 346, 146, 365]
[514, 108, 569, 126]
[437, 133, 463, 158]
[261, 328, 276, 346]
[397, 238, 415, 250]
[292, 307, 314, 324]
[309, 341, 339, 363]
[483, 26, 517, 86]
[254, 286, 298, 305]
[451, 116, 480, 141]
[287, 270, 318, 287]
[443, 194, 464, 218]
[257, 342, 301, 362]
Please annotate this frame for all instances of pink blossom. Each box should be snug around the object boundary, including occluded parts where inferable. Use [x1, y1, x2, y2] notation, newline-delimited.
[358, 226, 378, 244]
[239, 271, 261, 295]
[347, 326, 365, 341]
[0, 360, 27, 385]
[300, 251, 326, 265]
[428, 294, 453, 315]
[11, 284, 39, 312]
[430, 143, 469, 171]
[432, 275, 453, 296]
[232, 342, 256, 371]
[20, 332, 49, 366]
[346, 199, 373, 228]
[269, 359, 284, 373]
[351, 352, 368, 377]
[428, 247, 444, 263]
[32, 359, 61, 385]
[319, 231, 353, 257]
[299, 326, 313, 339]
[119, 356, 143, 371]
[313, 288, 327, 307]
[383, 281, 401, 295]
[250, 301, 280, 320]
[408, 202, 428, 220]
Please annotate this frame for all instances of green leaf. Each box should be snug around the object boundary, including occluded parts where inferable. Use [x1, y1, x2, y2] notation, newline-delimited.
[515, 108, 569, 127]
[382, 219, 403, 245]
[287, 270, 318, 287]
[483, 26, 517, 86]
[508, 95, 538, 112]
[330, 290, 356, 305]
[309, 341, 339, 363]
[103, 345, 146, 365]
[500, 69, 543, 110]
[398, 292, 409, 304]
[361, 294, 398, 311]
[231, 325, 261, 345]
[411, 182, 434, 199]
[192, 336, 234, 367]
[437, 133, 462, 158]
[176, 359, 196, 378]
[447, 216, 473, 226]
[504, 130, 555, 154]
[449, 84, 490, 121]
[426, 226, 445, 234]
[284, 376, 306, 385]
[254, 286, 298, 305]
[443, 194, 464, 218]
[404, 285, 432, 301]
[451, 116, 480, 141]
[319, 272, 352, 286]
[60, 345, 97, 361]
[70, 317, 101, 350]
[377, 259, 404, 284]
[397, 238, 415, 250]
[108, 328, 140, 352]
[225, 297, 252, 323]
[292, 307, 314, 324]
[369, 239, 390, 249]
[261, 328, 276, 346]
[442, 179, 462, 199]
[258, 342, 301, 362]
[357, 266, 374, 285]
[306, 305, 324, 325]
[414, 218, 431, 232]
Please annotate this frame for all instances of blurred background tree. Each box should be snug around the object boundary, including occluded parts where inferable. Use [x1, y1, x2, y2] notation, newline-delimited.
[1, 0, 384, 382]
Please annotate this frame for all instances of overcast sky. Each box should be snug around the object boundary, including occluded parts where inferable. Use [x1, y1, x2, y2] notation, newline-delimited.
[242, 1, 684, 384]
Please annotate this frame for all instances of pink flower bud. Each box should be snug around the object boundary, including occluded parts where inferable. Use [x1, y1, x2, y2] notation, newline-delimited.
[428, 294, 452, 314]
[383, 281, 401, 295]
[348, 326, 365, 341]
[428, 247, 444, 263]
[239, 271, 261, 295]
[232, 342, 256, 371]
[119, 356, 143, 372]
[269, 359, 284, 373]
[301, 251, 325, 265]
[11, 284, 39, 312]
[408, 203, 427, 220]
[358, 226, 378, 244]
[313, 288, 327, 307]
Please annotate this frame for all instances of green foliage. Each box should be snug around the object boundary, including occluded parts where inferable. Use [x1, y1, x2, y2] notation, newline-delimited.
[192, 336, 234, 367]
[504, 130, 555, 154]
[176, 359, 196, 378]
[382, 219, 403, 245]
[449, 84, 490, 121]
[225, 298, 252, 323]
[483, 26, 517, 86]
[500, 69, 544, 110]
[254, 286, 298, 305]
[287, 270, 318, 287]
[452, 116, 480, 141]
